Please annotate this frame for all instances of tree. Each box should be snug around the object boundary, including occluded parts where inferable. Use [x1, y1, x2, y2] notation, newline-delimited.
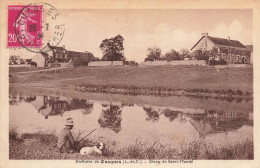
[179, 48, 189, 57]
[197, 50, 209, 62]
[100, 35, 125, 61]
[162, 49, 182, 61]
[144, 47, 162, 61]
[9, 55, 20, 64]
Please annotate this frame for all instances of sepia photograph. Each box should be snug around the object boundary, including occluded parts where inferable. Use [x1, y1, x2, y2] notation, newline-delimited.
[1, 0, 260, 167]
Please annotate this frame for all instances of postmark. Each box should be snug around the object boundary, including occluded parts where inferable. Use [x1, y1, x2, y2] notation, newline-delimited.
[7, 3, 65, 53]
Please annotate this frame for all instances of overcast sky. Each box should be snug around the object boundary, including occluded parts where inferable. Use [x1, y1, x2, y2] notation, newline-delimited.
[13, 9, 252, 62]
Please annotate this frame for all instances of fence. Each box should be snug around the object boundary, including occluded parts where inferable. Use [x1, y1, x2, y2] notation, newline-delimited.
[141, 60, 206, 66]
[88, 61, 123, 67]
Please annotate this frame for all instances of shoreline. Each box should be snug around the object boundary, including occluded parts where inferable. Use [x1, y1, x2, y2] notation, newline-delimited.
[9, 83, 253, 103]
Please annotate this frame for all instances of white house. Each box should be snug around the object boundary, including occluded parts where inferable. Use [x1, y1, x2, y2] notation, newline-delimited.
[31, 52, 49, 67]
[191, 33, 252, 64]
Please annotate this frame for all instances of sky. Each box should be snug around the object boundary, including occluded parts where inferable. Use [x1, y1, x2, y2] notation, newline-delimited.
[13, 9, 252, 63]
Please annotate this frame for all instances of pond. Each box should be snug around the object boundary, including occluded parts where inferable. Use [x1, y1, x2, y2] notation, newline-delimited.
[9, 87, 253, 149]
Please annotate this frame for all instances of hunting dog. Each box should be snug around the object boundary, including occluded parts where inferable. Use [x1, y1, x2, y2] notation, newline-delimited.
[80, 143, 105, 156]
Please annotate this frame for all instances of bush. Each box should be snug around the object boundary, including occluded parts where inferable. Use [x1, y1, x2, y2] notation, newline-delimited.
[208, 59, 227, 66]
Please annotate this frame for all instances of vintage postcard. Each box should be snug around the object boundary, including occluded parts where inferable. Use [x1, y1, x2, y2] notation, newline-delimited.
[0, 0, 260, 168]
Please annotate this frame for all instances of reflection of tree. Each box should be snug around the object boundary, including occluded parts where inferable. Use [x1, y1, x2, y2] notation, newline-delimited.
[70, 99, 93, 115]
[25, 96, 36, 102]
[143, 107, 160, 122]
[9, 96, 19, 106]
[9, 95, 36, 105]
[162, 109, 179, 122]
[98, 105, 122, 133]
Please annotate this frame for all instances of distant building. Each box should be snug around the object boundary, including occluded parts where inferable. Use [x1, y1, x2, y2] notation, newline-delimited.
[31, 52, 49, 67]
[191, 33, 252, 64]
[31, 43, 97, 67]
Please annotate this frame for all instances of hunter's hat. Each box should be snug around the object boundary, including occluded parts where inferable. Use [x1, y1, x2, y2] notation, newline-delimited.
[65, 118, 74, 126]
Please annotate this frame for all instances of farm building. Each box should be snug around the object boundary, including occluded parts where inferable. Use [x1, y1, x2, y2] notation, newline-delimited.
[190, 33, 252, 64]
[31, 43, 97, 67]
[31, 52, 49, 67]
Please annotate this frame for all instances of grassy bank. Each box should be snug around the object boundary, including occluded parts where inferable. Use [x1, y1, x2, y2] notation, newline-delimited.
[9, 65, 253, 92]
[9, 131, 253, 160]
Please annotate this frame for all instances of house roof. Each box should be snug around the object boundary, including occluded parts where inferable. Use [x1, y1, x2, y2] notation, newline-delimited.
[191, 35, 247, 50]
[47, 43, 65, 51]
[207, 36, 246, 48]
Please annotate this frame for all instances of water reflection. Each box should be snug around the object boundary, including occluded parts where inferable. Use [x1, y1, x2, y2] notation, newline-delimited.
[9, 95, 36, 105]
[142, 105, 252, 138]
[98, 105, 122, 133]
[10, 95, 94, 119]
[9, 94, 253, 139]
[162, 109, 179, 122]
[143, 107, 160, 122]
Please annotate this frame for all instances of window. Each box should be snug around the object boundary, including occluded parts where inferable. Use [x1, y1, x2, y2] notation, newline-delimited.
[228, 54, 231, 61]
[237, 55, 240, 61]
[222, 53, 226, 59]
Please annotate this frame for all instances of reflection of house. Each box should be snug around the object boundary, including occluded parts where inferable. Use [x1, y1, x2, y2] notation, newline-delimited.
[188, 110, 250, 137]
[38, 96, 69, 119]
[190, 33, 252, 64]
[29, 96, 94, 119]
[143, 105, 205, 115]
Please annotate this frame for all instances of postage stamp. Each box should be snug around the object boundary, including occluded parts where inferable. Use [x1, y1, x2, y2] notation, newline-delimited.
[7, 3, 65, 53]
[8, 5, 42, 48]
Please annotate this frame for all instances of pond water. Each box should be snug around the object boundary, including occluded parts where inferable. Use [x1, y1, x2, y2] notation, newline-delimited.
[9, 87, 253, 148]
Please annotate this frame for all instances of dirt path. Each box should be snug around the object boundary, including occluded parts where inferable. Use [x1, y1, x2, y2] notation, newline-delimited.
[11, 67, 67, 74]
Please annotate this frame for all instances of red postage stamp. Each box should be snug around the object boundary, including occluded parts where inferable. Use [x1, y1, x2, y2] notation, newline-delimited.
[7, 5, 42, 48]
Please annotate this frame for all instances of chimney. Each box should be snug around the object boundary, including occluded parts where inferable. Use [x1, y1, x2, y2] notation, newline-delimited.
[201, 33, 208, 37]
[227, 37, 230, 41]
[63, 45, 65, 49]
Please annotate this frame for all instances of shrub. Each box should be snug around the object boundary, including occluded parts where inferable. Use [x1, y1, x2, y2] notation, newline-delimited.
[208, 59, 227, 66]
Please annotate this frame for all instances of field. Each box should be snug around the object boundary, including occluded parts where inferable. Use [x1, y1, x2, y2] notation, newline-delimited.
[9, 65, 253, 92]
[9, 131, 253, 160]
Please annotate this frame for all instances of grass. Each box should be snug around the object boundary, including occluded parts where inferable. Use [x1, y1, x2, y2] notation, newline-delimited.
[9, 65, 253, 92]
[9, 67, 51, 73]
[9, 131, 254, 160]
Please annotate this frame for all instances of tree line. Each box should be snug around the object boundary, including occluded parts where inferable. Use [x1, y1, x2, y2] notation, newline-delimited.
[99, 34, 191, 62]
[144, 47, 189, 62]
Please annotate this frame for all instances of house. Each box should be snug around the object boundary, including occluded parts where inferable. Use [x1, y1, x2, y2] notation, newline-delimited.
[31, 52, 49, 67]
[31, 43, 97, 67]
[47, 43, 97, 66]
[191, 33, 252, 64]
